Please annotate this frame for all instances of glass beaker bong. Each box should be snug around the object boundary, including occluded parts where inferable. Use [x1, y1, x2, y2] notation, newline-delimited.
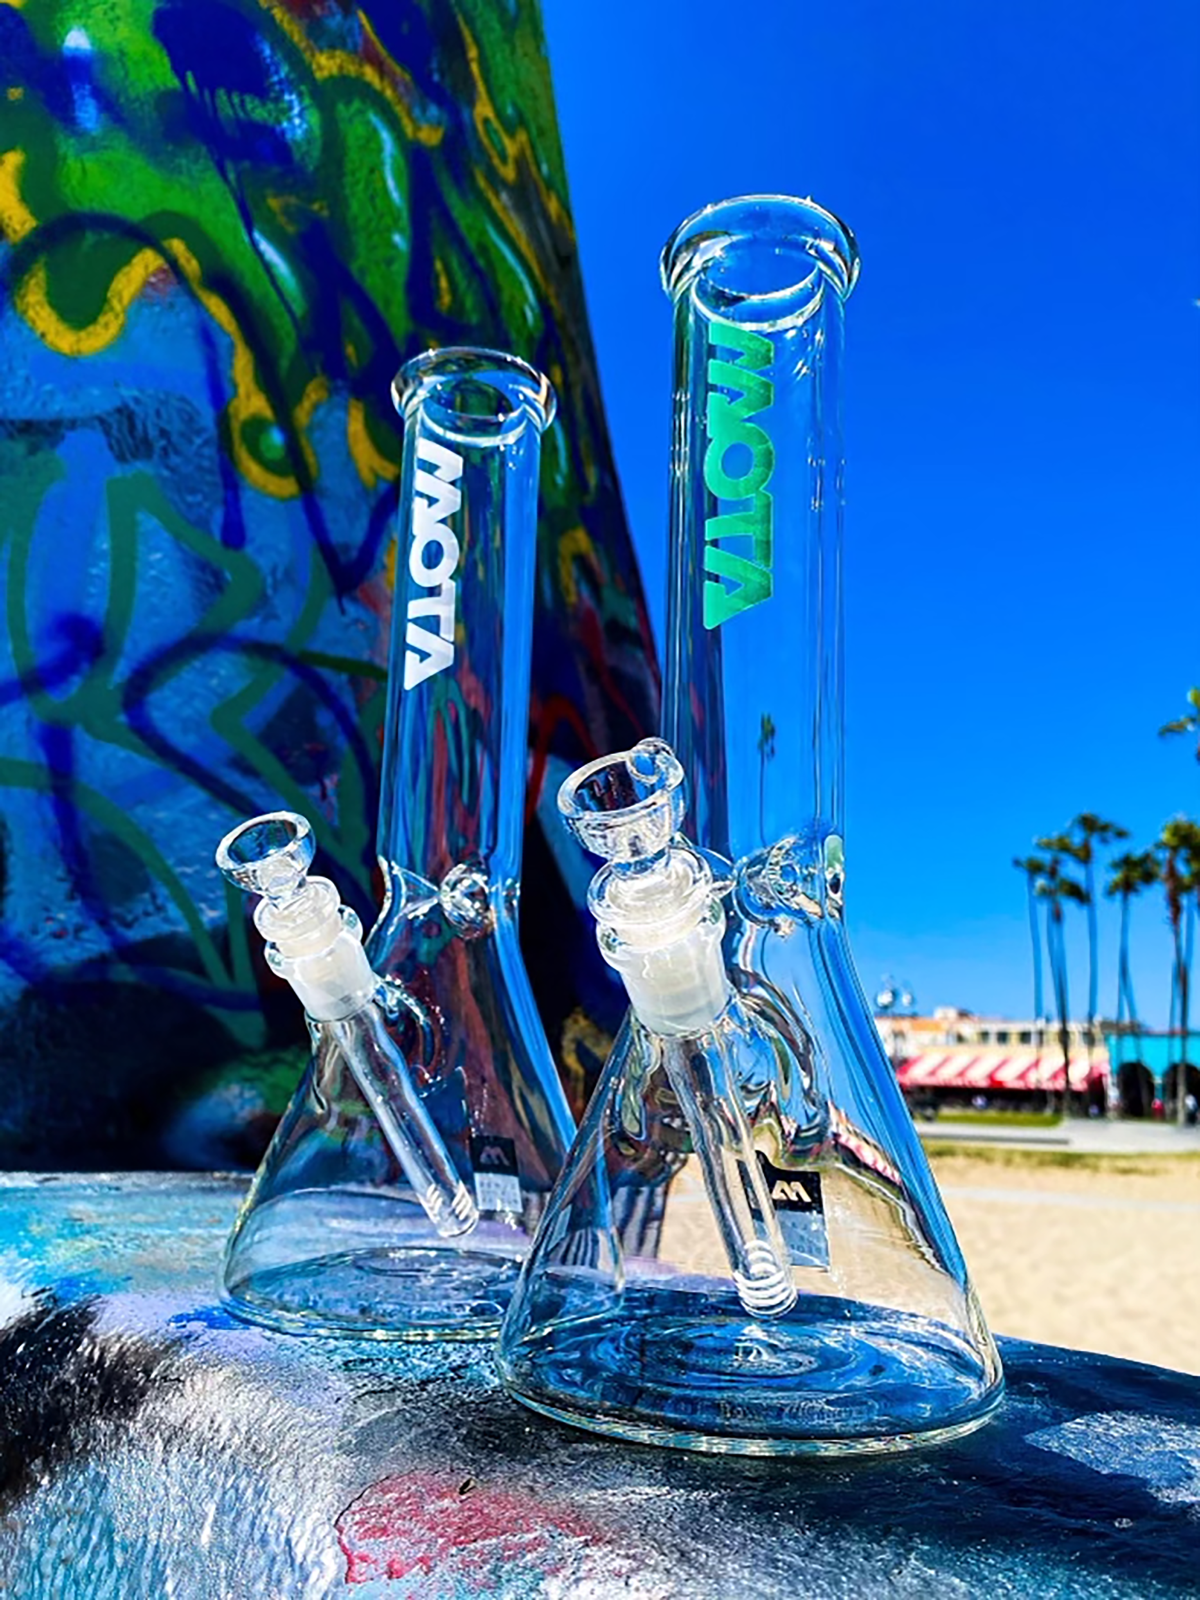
[498, 197, 1003, 1451]
[217, 348, 575, 1338]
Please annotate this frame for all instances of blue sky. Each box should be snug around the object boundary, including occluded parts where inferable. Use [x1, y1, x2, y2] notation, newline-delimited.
[542, 0, 1200, 1027]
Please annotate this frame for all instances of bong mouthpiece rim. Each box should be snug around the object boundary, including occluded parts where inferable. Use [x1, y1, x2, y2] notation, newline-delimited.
[660, 193, 860, 326]
[391, 346, 557, 440]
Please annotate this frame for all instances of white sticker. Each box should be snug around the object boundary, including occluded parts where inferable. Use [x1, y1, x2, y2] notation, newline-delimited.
[473, 1171, 523, 1214]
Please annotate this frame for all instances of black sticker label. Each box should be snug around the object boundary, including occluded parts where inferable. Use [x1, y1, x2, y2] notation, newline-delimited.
[753, 1157, 829, 1269]
[757, 1157, 823, 1214]
[469, 1135, 518, 1176]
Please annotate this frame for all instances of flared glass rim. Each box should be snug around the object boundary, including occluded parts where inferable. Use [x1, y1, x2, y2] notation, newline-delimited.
[660, 193, 860, 308]
[391, 345, 556, 432]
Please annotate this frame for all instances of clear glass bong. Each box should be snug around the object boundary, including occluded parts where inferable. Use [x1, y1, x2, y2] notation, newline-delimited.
[216, 348, 575, 1339]
[498, 197, 1003, 1451]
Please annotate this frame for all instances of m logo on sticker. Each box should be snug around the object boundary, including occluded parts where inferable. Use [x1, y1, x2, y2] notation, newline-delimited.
[757, 1156, 823, 1214]
[475, 1144, 511, 1169]
[771, 1177, 815, 1207]
[404, 437, 463, 689]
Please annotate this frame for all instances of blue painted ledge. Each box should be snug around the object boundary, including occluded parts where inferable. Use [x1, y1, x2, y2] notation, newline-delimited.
[0, 1173, 1197, 1597]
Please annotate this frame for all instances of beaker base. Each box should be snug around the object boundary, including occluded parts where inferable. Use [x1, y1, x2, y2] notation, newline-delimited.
[224, 1245, 522, 1340]
[500, 1285, 1003, 1455]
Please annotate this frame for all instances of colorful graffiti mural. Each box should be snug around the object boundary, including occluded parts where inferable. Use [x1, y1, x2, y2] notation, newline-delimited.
[0, 0, 658, 1166]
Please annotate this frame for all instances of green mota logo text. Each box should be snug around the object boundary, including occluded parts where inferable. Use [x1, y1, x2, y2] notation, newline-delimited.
[703, 323, 774, 629]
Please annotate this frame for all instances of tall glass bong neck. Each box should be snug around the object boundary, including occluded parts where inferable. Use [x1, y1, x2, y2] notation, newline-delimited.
[376, 348, 555, 908]
[660, 195, 859, 903]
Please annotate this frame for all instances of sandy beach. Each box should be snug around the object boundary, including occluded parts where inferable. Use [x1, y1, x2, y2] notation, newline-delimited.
[643, 1139, 1200, 1378]
[927, 1145, 1200, 1375]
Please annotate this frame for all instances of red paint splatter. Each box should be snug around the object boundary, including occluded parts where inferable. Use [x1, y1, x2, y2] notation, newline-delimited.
[335, 1471, 602, 1586]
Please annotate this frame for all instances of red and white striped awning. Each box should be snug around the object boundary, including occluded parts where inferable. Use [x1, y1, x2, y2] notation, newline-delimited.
[896, 1048, 1107, 1093]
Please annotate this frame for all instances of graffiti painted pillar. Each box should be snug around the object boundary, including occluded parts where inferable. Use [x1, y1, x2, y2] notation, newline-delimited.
[0, 0, 657, 1166]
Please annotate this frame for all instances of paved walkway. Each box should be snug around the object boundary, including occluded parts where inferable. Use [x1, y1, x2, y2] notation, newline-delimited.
[940, 1183, 1200, 1213]
[918, 1116, 1200, 1155]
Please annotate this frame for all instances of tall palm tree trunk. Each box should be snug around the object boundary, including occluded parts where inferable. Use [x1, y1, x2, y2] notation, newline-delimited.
[1048, 904, 1071, 1116]
[1173, 918, 1187, 1127]
[1107, 849, 1160, 1104]
[1085, 856, 1099, 1053]
[1026, 876, 1044, 1025]
[1181, 895, 1196, 1128]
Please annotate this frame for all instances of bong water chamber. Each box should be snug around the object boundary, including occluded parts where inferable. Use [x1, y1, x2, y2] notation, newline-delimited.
[498, 198, 1003, 1451]
[217, 348, 575, 1338]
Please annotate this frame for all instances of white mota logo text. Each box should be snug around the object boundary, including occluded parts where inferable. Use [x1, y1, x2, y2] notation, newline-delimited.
[404, 437, 464, 689]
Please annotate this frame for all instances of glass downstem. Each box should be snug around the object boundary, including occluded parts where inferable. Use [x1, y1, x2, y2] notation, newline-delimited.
[661, 1035, 797, 1319]
[215, 810, 479, 1241]
[330, 1006, 478, 1239]
[560, 740, 796, 1319]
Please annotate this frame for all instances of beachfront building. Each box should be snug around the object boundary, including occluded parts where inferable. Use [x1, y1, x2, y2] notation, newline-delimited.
[875, 1007, 1109, 1110]
[1102, 1031, 1200, 1118]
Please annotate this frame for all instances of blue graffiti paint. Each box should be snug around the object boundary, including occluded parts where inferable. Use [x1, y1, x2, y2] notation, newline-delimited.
[0, 615, 104, 707]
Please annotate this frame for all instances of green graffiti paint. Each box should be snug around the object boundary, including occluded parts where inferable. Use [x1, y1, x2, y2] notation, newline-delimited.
[0, 0, 662, 1160]
[702, 322, 775, 629]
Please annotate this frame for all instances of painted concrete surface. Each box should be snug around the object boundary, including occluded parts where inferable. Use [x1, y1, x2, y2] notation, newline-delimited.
[0, 1175, 1198, 1596]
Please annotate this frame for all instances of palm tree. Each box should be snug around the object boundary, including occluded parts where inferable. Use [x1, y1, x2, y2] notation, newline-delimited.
[1034, 854, 1088, 1114]
[1012, 855, 1047, 1034]
[1159, 687, 1200, 763]
[1040, 818, 1128, 1063]
[1071, 815, 1129, 1038]
[1037, 832, 1089, 1106]
[1160, 817, 1200, 1125]
[757, 712, 776, 843]
[1104, 849, 1159, 1035]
